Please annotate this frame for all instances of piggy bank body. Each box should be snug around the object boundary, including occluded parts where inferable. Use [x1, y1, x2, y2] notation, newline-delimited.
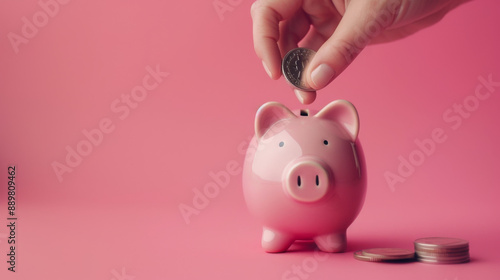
[242, 100, 366, 253]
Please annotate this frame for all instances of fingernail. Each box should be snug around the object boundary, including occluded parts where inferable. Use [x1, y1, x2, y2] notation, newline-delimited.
[311, 64, 335, 89]
[262, 60, 272, 79]
[294, 89, 316, 105]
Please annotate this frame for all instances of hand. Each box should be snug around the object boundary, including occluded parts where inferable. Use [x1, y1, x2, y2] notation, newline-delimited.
[251, 0, 470, 104]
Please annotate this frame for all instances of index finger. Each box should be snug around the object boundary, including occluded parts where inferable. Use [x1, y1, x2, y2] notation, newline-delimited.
[251, 0, 303, 80]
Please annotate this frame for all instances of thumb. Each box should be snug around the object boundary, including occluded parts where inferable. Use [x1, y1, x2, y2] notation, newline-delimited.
[305, 0, 398, 90]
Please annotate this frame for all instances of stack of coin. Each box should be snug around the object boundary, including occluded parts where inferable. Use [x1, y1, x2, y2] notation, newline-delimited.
[354, 248, 415, 262]
[414, 237, 470, 264]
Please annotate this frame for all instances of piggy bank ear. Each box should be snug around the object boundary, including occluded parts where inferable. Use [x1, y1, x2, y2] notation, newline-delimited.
[255, 102, 296, 139]
[315, 100, 360, 141]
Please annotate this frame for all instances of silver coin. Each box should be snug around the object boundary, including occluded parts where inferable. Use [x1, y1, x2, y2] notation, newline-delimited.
[417, 256, 470, 264]
[415, 246, 469, 254]
[353, 250, 385, 262]
[417, 254, 470, 261]
[282, 48, 316, 91]
[362, 248, 415, 261]
[414, 237, 469, 250]
[416, 250, 469, 258]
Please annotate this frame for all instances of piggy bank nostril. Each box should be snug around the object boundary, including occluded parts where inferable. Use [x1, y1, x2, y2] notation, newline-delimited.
[315, 175, 319, 186]
[297, 176, 302, 187]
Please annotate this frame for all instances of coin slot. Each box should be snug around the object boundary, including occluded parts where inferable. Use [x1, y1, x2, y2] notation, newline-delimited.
[300, 109, 309, 116]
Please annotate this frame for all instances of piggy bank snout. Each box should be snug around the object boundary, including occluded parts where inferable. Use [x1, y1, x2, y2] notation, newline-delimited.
[283, 158, 330, 203]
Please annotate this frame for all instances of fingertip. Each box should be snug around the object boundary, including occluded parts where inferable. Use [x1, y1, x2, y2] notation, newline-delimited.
[310, 64, 336, 90]
[262, 57, 282, 80]
[294, 89, 316, 105]
[262, 60, 273, 79]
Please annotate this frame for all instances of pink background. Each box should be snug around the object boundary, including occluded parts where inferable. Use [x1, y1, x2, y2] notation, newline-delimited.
[1, 0, 499, 279]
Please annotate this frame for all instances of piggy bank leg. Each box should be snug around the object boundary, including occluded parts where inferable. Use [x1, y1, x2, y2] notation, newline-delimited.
[314, 232, 347, 253]
[261, 227, 294, 253]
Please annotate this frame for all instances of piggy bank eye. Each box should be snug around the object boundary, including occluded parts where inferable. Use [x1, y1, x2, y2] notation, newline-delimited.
[323, 140, 329, 145]
[279, 141, 285, 147]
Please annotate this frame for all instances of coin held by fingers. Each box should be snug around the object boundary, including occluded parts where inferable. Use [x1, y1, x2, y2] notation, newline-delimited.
[282, 48, 317, 104]
[282, 48, 316, 92]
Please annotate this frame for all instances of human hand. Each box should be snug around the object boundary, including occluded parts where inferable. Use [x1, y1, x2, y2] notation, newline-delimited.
[251, 0, 470, 104]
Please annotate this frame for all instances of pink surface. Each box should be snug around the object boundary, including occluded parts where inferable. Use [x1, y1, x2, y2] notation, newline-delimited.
[0, 0, 499, 279]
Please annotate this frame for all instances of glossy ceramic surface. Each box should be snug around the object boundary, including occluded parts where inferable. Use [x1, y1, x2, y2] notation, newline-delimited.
[243, 100, 367, 252]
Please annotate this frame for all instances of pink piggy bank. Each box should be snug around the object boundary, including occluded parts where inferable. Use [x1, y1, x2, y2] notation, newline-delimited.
[242, 100, 366, 253]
